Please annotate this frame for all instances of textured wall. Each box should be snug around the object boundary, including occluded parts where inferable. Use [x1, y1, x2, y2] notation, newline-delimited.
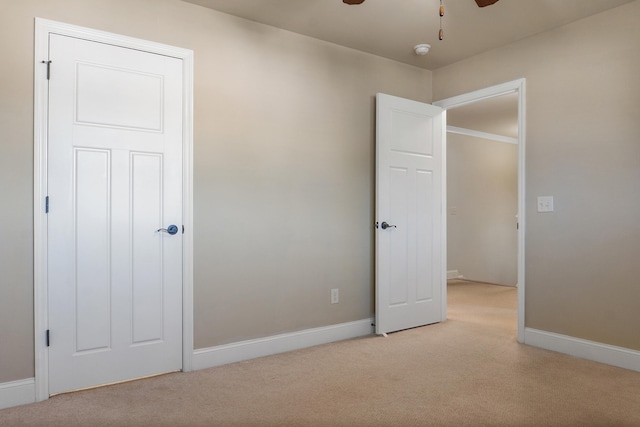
[434, 1, 640, 350]
[0, 0, 431, 382]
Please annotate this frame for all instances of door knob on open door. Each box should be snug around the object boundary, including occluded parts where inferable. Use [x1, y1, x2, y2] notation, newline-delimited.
[157, 224, 179, 235]
[380, 221, 396, 230]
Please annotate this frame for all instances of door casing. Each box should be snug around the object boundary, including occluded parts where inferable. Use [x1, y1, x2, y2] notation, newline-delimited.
[33, 18, 194, 401]
[434, 78, 526, 343]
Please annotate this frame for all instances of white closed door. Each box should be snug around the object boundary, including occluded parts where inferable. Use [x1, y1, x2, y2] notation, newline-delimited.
[375, 93, 444, 335]
[47, 34, 183, 395]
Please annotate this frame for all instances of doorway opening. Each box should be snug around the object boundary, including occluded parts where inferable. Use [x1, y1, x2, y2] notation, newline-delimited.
[434, 79, 526, 342]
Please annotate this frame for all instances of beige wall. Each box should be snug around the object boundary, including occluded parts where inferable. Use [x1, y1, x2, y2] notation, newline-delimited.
[0, 0, 432, 382]
[447, 134, 517, 286]
[435, 1, 640, 350]
[2, 0, 638, 387]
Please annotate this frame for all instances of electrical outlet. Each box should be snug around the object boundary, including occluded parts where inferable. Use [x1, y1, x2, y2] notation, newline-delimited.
[331, 288, 339, 304]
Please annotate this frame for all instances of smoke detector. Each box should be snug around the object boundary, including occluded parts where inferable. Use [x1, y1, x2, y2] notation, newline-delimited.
[414, 44, 431, 56]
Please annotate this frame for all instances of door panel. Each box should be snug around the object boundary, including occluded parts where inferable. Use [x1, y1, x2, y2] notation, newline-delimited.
[388, 167, 409, 306]
[131, 153, 164, 344]
[416, 169, 434, 301]
[48, 34, 183, 395]
[75, 62, 164, 131]
[74, 148, 111, 353]
[376, 93, 444, 335]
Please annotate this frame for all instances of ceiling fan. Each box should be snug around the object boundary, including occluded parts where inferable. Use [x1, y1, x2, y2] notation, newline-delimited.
[343, 0, 499, 6]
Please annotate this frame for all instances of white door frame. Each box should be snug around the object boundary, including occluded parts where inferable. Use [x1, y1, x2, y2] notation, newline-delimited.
[33, 18, 194, 401]
[434, 78, 526, 343]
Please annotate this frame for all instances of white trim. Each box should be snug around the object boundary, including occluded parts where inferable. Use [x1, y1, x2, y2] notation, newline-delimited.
[33, 18, 50, 403]
[447, 270, 460, 280]
[447, 126, 518, 145]
[516, 81, 526, 344]
[440, 110, 448, 322]
[434, 78, 526, 343]
[33, 18, 194, 401]
[434, 80, 519, 110]
[525, 328, 640, 372]
[192, 319, 374, 370]
[0, 378, 36, 410]
[180, 36, 195, 375]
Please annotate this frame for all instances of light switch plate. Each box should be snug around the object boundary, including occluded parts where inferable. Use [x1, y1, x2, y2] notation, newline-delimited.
[537, 196, 554, 213]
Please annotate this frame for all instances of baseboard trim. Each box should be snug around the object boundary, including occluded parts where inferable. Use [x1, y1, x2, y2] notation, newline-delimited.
[0, 378, 36, 410]
[524, 328, 640, 372]
[446, 270, 460, 280]
[193, 318, 374, 371]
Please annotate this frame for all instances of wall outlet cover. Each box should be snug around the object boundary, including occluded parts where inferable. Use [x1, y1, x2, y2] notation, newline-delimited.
[331, 288, 339, 304]
[537, 196, 554, 213]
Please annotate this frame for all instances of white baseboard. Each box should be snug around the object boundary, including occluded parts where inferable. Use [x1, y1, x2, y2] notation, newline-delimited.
[193, 318, 374, 371]
[524, 328, 640, 372]
[447, 270, 460, 280]
[0, 378, 36, 410]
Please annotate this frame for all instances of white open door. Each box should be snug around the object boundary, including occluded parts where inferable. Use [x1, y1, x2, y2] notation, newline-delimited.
[47, 34, 183, 394]
[375, 93, 445, 335]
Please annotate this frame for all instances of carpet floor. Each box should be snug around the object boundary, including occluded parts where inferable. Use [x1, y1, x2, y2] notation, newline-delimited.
[1, 280, 639, 426]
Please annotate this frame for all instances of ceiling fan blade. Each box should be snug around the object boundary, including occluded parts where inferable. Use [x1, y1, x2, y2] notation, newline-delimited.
[475, 0, 499, 7]
[343, 0, 366, 4]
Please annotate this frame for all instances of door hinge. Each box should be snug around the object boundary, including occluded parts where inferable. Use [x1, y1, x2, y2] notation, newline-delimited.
[41, 60, 52, 80]
[45, 196, 49, 213]
[46, 329, 50, 347]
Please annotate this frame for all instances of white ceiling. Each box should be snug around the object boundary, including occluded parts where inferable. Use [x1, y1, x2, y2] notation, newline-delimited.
[181, 0, 633, 70]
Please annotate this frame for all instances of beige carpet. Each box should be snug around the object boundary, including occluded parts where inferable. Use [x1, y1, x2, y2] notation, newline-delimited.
[2, 280, 640, 426]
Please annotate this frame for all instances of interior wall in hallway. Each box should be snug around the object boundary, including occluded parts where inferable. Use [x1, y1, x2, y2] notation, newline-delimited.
[447, 133, 518, 286]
